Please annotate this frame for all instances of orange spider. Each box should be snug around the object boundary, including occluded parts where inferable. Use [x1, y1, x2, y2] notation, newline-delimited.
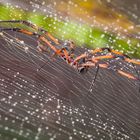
[1, 20, 140, 92]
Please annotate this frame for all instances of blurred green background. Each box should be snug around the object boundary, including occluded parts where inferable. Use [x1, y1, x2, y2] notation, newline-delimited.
[0, 0, 140, 58]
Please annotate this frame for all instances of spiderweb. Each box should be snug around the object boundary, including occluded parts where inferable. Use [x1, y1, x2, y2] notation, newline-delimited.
[0, 1, 140, 140]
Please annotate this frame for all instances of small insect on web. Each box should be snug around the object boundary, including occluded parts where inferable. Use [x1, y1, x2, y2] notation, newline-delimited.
[0, 20, 140, 92]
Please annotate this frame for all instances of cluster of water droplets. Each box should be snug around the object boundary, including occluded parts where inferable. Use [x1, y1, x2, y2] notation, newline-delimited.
[0, 0, 140, 140]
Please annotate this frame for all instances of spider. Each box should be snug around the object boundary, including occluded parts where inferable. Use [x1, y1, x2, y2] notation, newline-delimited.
[0, 20, 140, 91]
[0, 20, 75, 62]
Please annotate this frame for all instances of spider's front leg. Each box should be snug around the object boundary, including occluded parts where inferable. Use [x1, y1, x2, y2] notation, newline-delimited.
[0, 20, 60, 46]
[89, 47, 124, 56]
[53, 40, 76, 64]
[0, 20, 42, 32]
[88, 47, 111, 54]
[0, 27, 40, 37]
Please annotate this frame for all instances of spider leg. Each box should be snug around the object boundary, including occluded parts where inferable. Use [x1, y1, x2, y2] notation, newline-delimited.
[38, 36, 58, 53]
[75, 60, 100, 91]
[0, 20, 59, 45]
[124, 58, 140, 65]
[39, 36, 71, 61]
[89, 47, 111, 54]
[89, 47, 127, 57]
[117, 70, 137, 80]
[43, 32, 59, 45]
[111, 55, 140, 89]
[89, 48, 102, 54]
[0, 20, 44, 33]
[81, 62, 108, 69]
[0, 27, 40, 37]
[91, 54, 115, 61]
[124, 59, 140, 92]
[73, 52, 88, 64]
[59, 48, 72, 63]
[97, 47, 124, 56]
[89, 64, 100, 92]
[110, 49, 125, 56]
